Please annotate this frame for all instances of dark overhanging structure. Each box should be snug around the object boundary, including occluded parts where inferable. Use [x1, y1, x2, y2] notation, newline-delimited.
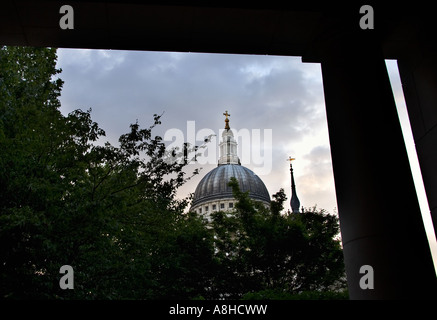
[2, 1, 437, 299]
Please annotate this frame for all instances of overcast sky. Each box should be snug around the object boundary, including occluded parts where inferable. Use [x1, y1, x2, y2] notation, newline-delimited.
[55, 49, 437, 265]
[56, 49, 333, 211]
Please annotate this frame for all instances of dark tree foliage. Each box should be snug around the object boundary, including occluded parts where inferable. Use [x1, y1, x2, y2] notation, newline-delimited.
[0, 46, 211, 299]
[209, 178, 347, 299]
[0, 46, 346, 300]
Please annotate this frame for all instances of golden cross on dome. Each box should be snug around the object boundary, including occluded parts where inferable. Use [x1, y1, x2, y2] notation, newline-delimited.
[223, 110, 230, 120]
[223, 110, 231, 130]
[287, 156, 296, 163]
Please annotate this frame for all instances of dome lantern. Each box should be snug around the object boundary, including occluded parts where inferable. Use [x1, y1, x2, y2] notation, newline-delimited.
[218, 111, 240, 166]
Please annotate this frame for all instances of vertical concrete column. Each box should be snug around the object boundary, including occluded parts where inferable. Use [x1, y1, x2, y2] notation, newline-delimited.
[397, 56, 437, 242]
[319, 38, 437, 299]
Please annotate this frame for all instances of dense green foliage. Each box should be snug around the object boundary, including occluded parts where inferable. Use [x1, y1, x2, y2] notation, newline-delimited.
[0, 46, 346, 299]
[208, 179, 346, 299]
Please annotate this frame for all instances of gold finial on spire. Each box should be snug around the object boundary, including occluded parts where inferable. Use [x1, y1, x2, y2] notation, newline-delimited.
[223, 110, 231, 130]
[287, 156, 296, 163]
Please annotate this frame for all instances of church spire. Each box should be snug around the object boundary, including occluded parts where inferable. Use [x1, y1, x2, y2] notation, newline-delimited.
[287, 156, 301, 213]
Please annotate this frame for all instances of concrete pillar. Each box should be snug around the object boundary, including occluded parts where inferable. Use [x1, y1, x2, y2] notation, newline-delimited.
[397, 55, 437, 243]
[316, 36, 437, 299]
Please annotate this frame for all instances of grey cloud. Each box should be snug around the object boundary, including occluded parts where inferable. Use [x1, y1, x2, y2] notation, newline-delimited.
[298, 145, 337, 211]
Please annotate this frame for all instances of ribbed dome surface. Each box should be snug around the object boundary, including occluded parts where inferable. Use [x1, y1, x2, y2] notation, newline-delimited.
[192, 164, 270, 207]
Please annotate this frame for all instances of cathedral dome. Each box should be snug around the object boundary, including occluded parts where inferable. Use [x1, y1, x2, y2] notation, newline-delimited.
[190, 110, 270, 216]
[191, 164, 271, 208]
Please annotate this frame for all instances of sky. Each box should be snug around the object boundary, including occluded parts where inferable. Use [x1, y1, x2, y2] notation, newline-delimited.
[55, 49, 437, 268]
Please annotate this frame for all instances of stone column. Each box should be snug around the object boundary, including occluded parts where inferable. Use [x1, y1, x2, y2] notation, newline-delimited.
[311, 34, 437, 298]
[397, 55, 437, 244]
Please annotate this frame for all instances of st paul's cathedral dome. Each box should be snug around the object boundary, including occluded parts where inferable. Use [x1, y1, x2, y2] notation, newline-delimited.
[190, 111, 270, 218]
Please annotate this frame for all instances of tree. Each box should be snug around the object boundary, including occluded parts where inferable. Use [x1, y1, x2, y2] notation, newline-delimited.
[0, 46, 214, 299]
[1, 46, 67, 298]
[209, 177, 347, 299]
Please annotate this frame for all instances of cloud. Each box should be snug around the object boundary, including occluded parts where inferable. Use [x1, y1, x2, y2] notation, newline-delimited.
[298, 145, 337, 211]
